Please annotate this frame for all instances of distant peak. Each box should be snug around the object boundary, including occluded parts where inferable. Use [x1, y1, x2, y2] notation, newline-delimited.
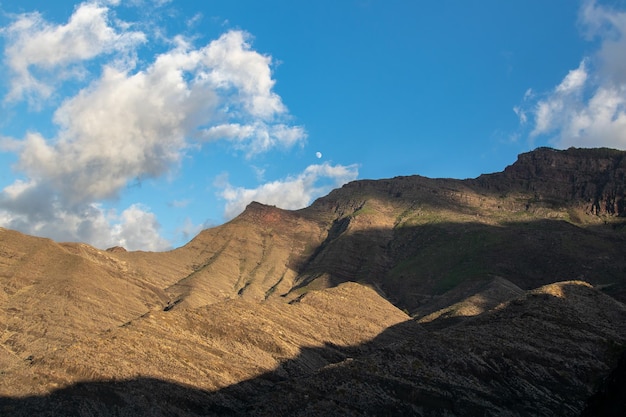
[245, 201, 273, 210]
[473, 146, 626, 216]
[240, 201, 288, 224]
[106, 246, 127, 253]
[242, 201, 279, 215]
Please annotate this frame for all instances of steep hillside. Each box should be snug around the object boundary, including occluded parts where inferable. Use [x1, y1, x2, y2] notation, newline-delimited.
[118, 147, 626, 316]
[163, 202, 328, 308]
[2, 281, 625, 416]
[0, 282, 409, 398]
[287, 147, 626, 314]
[1, 146, 626, 416]
[244, 281, 626, 416]
[0, 229, 168, 358]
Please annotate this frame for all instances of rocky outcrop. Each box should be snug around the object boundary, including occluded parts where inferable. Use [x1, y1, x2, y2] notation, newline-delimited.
[473, 147, 626, 216]
[105, 245, 126, 253]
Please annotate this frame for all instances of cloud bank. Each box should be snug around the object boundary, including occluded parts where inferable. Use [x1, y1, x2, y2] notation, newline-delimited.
[0, 1, 327, 250]
[519, 0, 626, 149]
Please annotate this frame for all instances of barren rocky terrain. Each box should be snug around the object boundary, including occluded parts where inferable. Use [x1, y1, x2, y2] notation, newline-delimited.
[1, 147, 626, 416]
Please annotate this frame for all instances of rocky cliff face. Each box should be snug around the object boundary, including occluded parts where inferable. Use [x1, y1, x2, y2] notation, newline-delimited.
[473, 147, 626, 216]
[1, 147, 626, 416]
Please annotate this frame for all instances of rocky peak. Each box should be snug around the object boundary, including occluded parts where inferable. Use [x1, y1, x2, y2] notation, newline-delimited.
[239, 201, 289, 224]
[474, 147, 626, 216]
[105, 246, 127, 253]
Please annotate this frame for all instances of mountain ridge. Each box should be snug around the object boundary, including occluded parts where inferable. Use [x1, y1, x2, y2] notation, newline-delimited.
[1, 146, 626, 416]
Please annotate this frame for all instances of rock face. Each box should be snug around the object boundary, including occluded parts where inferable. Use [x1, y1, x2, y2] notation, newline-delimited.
[473, 147, 626, 216]
[1, 147, 626, 416]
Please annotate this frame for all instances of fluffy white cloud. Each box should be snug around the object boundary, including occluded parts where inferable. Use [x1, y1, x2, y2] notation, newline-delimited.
[18, 59, 213, 204]
[0, 188, 169, 251]
[219, 162, 359, 219]
[0, 2, 307, 250]
[521, 1, 626, 149]
[200, 30, 286, 119]
[2, 1, 145, 104]
[110, 204, 170, 251]
[530, 60, 588, 137]
[7, 26, 305, 206]
[200, 122, 307, 157]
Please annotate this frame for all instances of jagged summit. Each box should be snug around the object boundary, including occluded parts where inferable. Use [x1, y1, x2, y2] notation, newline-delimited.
[473, 147, 626, 215]
[239, 200, 298, 223]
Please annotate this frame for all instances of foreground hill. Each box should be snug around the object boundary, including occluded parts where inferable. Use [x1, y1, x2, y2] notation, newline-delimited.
[2, 281, 625, 416]
[1, 146, 626, 416]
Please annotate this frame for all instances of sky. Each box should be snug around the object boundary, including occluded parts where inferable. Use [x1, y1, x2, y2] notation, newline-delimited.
[1, 0, 626, 251]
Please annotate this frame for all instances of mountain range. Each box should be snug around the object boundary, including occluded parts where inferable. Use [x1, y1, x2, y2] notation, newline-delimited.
[1, 146, 626, 416]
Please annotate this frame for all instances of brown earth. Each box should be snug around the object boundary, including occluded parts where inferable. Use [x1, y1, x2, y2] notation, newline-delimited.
[1, 146, 626, 416]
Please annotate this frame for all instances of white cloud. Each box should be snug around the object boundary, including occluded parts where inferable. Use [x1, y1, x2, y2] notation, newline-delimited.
[521, 1, 626, 149]
[530, 60, 588, 138]
[111, 204, 170, 251]
[19, 58, 214, 204]
[219, 162, 359, 219]
[10, 29, 306, 207]
[2, 1, 146, 104]
[200, 30, 286, 119]
[0, 3, 307, 250]
[0, 188, 169, 251]
[199, 122, 306, 157]
[555, 62, 588, 94]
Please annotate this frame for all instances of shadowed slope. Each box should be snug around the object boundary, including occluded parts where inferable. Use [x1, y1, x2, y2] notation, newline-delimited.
[1, 281, 624, 416]
[281, 148, 626, 310]
[0, 282, 408, 397]
[223, 281, 626, 416]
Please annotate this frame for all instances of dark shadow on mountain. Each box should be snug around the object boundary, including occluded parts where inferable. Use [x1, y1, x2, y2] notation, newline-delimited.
[2, 281, 626, 416]
[581, 349, 626, 417]
[288, 217, 626, 315]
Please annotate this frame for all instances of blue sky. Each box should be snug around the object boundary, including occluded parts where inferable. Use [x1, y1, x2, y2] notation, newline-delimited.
[1, 0, 625, 251]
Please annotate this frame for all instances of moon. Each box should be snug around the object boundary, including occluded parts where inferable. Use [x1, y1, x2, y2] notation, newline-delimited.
[315, 151, 322, 159]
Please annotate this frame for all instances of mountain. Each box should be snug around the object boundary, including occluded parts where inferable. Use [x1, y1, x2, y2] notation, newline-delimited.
[1, 146, 625, 416]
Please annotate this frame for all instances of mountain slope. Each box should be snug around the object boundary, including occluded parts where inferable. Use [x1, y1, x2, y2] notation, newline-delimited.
[245, 281, 626, 416]
[0, 282, 409, 397]
[0, 228, 168, 359]
[116, 147, 626, 316]
[1, 146, 626, 415]
[1, 281, 625, 416]
[281, 147, 626, 313]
